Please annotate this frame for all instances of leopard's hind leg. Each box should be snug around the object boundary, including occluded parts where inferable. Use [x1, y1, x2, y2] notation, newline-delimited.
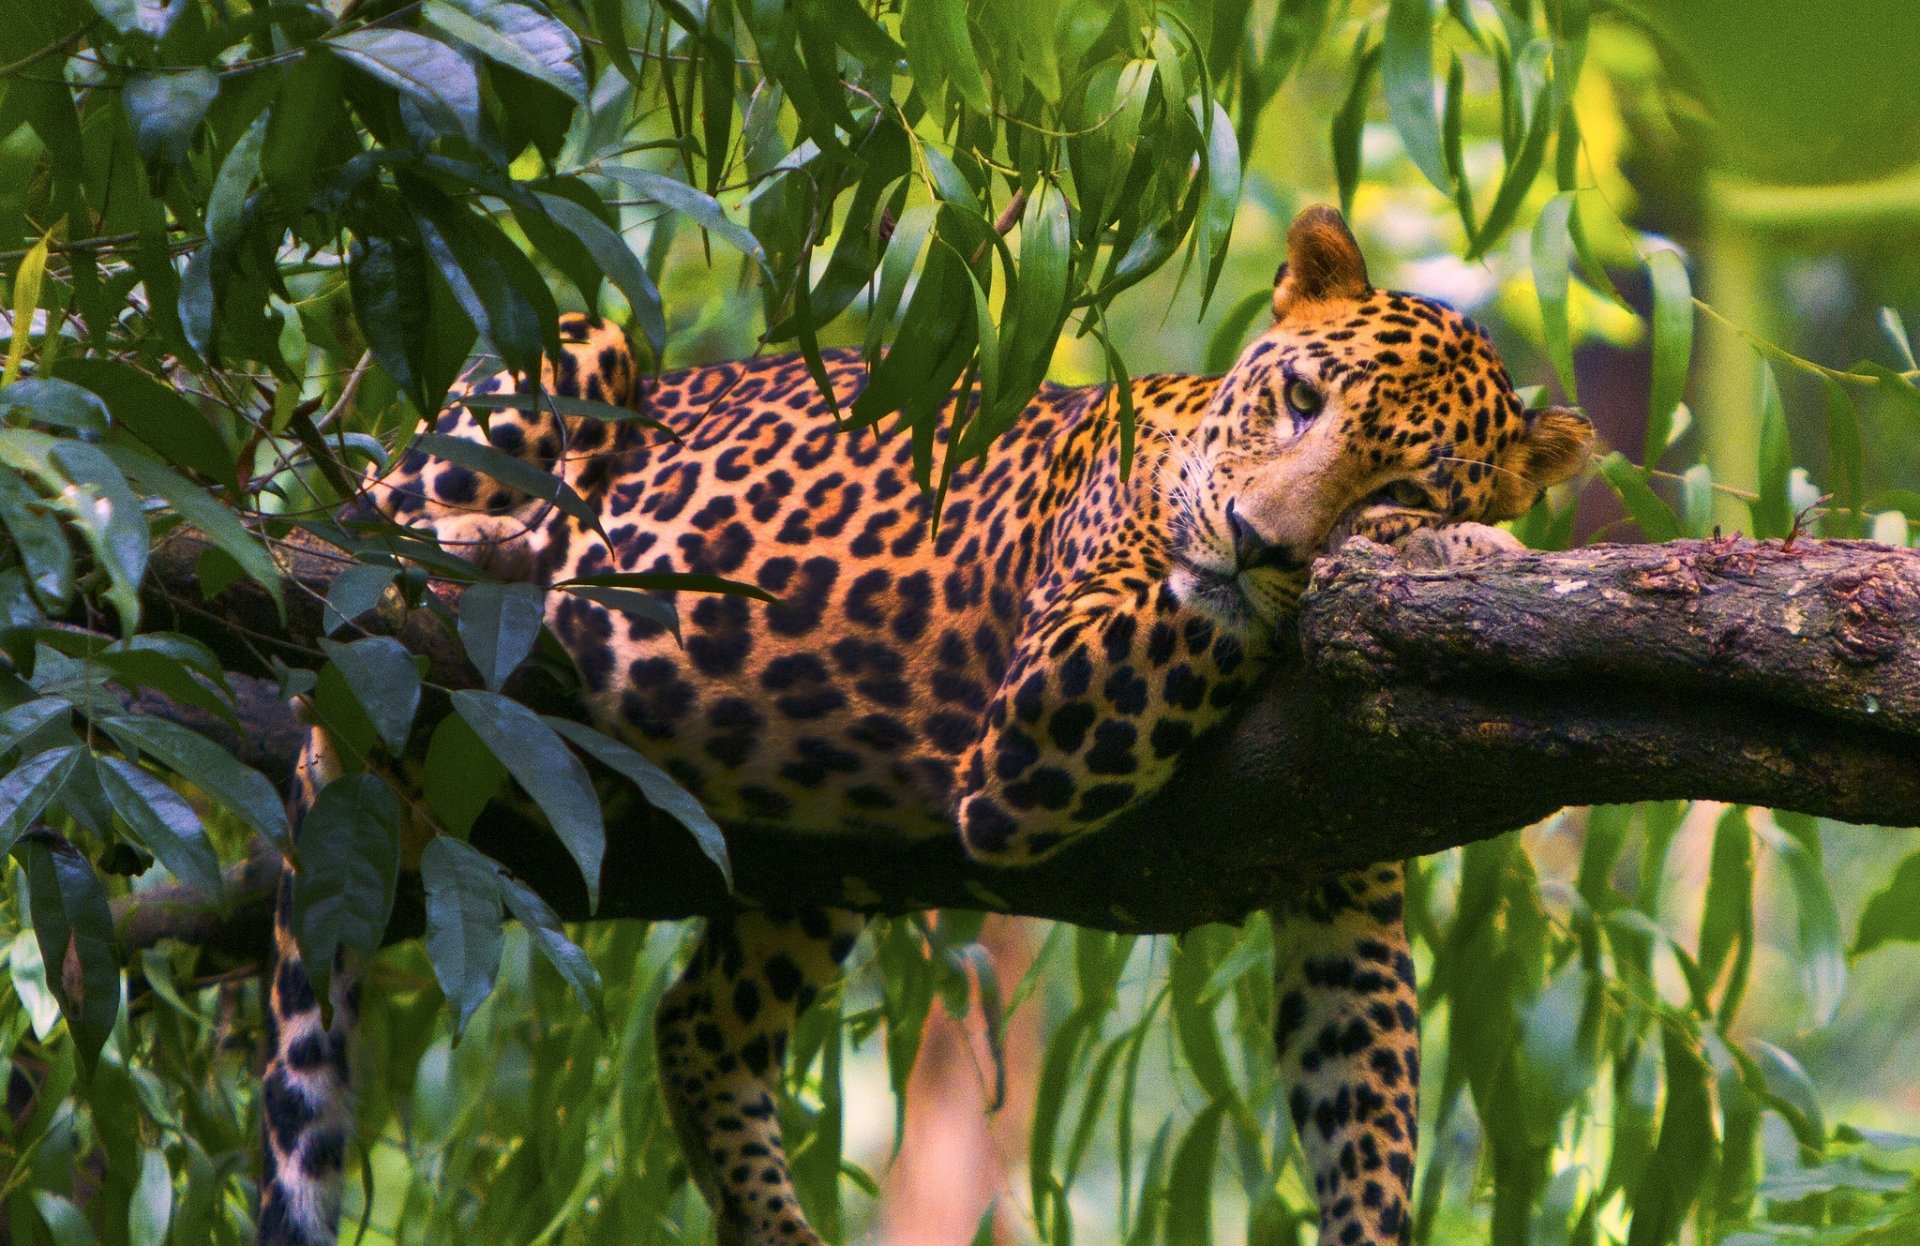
[657, 908, 864, 1246]
[258, 727, 357, 1246]
[1273, 864, 1420, 1246]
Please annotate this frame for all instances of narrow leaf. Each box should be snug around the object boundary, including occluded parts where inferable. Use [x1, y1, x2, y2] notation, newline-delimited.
[546, 716, 729, 887]
[451, 689, 604, 909]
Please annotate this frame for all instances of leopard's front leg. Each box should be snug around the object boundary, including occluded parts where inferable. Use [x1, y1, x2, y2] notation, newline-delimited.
[953, 568, 1261, 863]
[1274, 865, 1420, 1246]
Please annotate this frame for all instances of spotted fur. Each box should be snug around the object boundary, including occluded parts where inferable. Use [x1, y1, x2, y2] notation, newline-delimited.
[260, 207, 1591, 1246]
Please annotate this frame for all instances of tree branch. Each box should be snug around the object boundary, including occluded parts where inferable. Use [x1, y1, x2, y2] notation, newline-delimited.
[119, 530, 1920, 958]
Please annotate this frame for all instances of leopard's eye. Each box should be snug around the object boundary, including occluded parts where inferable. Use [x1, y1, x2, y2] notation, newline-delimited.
[1384, 480, 1429, 509]
[1283, 376, 1324, 420]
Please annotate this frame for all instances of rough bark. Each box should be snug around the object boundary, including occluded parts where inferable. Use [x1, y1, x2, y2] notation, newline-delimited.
[119, 529, 1920, 956]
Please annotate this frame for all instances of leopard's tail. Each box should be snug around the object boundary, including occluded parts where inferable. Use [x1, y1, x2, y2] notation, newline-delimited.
[258, 730, 355, 1246]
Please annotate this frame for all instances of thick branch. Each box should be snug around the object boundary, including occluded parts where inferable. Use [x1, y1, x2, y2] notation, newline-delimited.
[123, 531, 1920, 952]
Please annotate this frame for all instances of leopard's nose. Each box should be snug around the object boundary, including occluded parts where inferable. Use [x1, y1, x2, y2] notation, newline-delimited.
[1225, 499, 1300, 572]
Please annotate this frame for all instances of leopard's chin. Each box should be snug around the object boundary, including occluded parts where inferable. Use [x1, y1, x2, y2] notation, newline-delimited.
[1168, 555, 1299, 633]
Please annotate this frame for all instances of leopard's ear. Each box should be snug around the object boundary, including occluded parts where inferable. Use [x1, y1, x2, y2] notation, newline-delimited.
[1489, 405, 1595, 519]
[1273, 205, 1371, 318]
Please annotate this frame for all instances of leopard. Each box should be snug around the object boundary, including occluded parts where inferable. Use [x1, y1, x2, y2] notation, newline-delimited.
[257, 206, 1593, 1246]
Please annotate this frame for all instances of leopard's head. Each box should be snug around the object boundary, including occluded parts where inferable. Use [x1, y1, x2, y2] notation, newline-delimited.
[1165, 205, 1592, 626]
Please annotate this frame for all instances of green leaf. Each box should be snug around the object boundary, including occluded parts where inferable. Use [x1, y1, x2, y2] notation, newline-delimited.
[1853, 849, 1920, 956]
[498, 871, 605, 1026]
[459, 581, 546, 691]
[424, 0, 587, 102]
[100, 713, 292, 847]
[545, 716, 730, 888]
[1332, 37, 1382, 217]
[421, 835, 506, 1037]
[1170, 930, 1236, 1105]
[105, 444, 285, 615]
[421, 711, 507, 838]
[129, 1147, 173, 1246]
[1823, 378, 1864, 535]
[1163, 1101, 1228, 1246]
[1644, 248, 1693, 468]
[124, 69, 218, 167]
[0, 434, 155, 636]
[1383, 0, 1450, 193]
[52, 357, 233, 488]
[33, 1192, 102, 1246]
[533, 192, 667, 359]
[595, 167, 769, 273]
[458, 385, 672, 432]
[0, 697, 71, 758]
[0, 377, 110, 433]
[349, 231, 440, 415]
[1598, 451, 1680, 542]
[553, 570, 776, 601]
[1625, 1027, 1717, 1246]
[328, 29, 482, 144]
[1762, 813, 1846, 1027]
[1697, 806, 1753, 1018]
[323, 562, 399, 635]
[411, 186, 559, 379]
[1531, 191, 1577, 401]
[0, 745, 81, 856]
[556, 585, 680, 638]
[0, 469, 75, 610]
[320, 637, 422, 752]
[14, 829, 120, 1071]
[291, 774, 403, 999]
[1751, 361, 1793, 538]
[415, 432, 605, 541]
[98, 756, 221, 899]
[451, 689, 605, 910]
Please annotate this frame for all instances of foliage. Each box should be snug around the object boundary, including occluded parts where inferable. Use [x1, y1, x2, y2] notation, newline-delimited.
[0, 1, 1918, 1244]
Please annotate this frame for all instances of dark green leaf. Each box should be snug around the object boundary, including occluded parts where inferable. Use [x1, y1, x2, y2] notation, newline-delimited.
[52, 357, 233, 488]
[415, 432, 605, 539]
[105, 445, 285, 615]
[545, 716, 730, 887]
[320, 637, 421, 752]
[0, 698, 70, 758]
[100, 714, 292, 847]
[424, 0, 587, 102]
[498, 871, 605, 1026]
[533, 192, 667, 359]
[14, 829, 120, 1070]
[328, 29, 482, 144]
[0, 745, 81, 855]
[554, 569, 776, 601]
[1164, 1101, 1228, 1246]
[1823, 378, 1864, 535]
[451, 689, 604, 910]
[124, 70, 218, 167]
[1751, 362, 1793, 538]
[459, 581, 546, 690]
[0, 470, 75, 610]
[349, 231, 441, 415]
[1331, 38, 1381, 217]
[291, 774, 403, 999]
[421, 835, 506, 1036]
[411, 187, 559, 378]
[421, 710, 507, 838]
[98, 756, 221, 899]
[0, 378, 110, 433]
[596, 166, 769, 273]
[323, 563, 399, 636]
[457, 386, 672, 433]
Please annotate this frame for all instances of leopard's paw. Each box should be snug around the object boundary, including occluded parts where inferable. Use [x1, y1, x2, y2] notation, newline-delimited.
[1394, 522, 1525, 569]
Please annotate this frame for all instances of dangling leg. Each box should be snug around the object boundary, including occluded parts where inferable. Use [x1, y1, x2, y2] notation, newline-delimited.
[1273, 864, 1420, 1246]
[259, 727, 357, 1246]
[657, 908, 865, 1246]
